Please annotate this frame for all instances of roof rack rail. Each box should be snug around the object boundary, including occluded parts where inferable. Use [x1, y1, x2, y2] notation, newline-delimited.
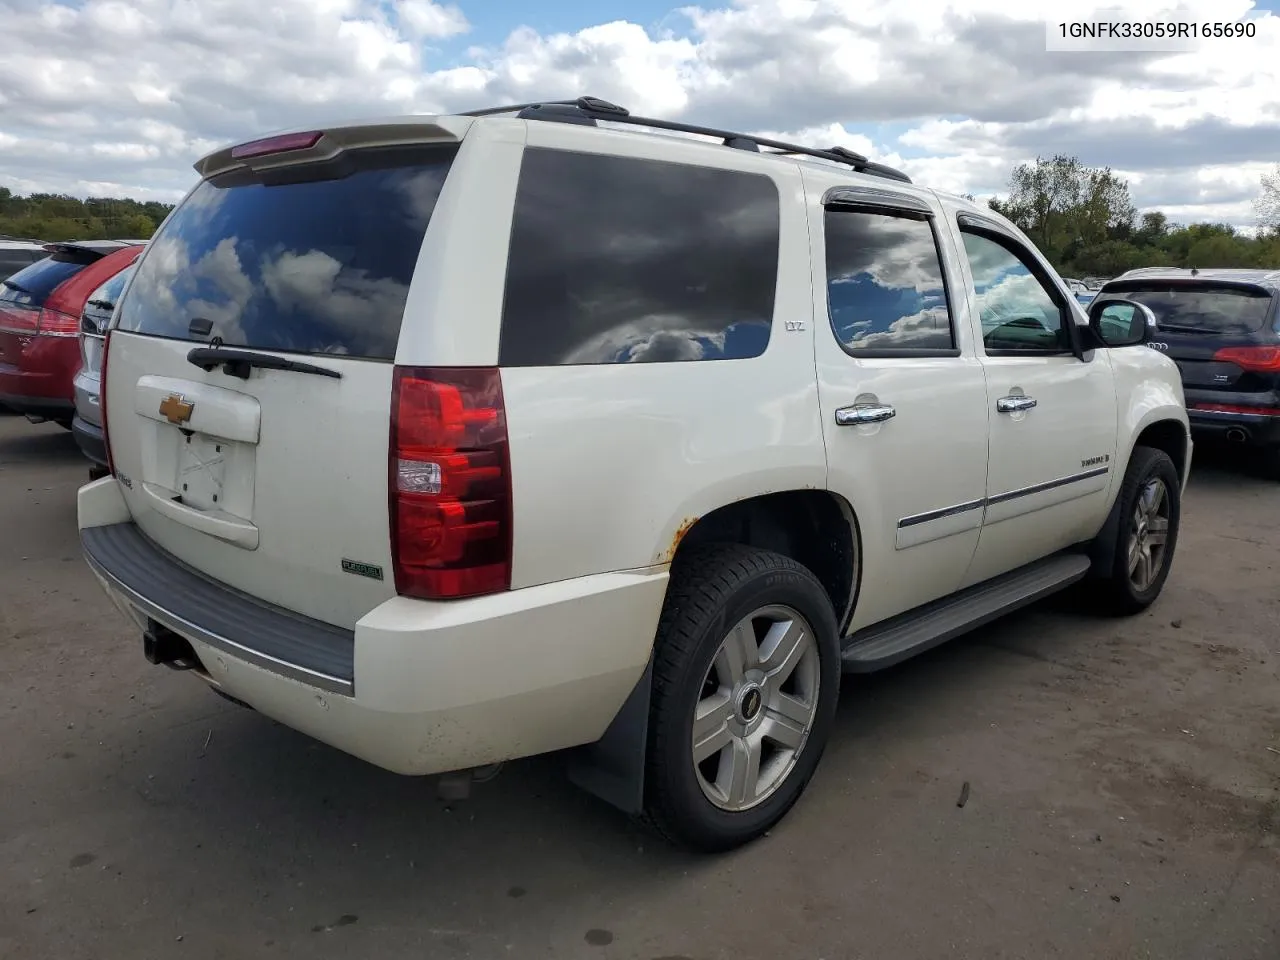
[460, 96, 912, 184]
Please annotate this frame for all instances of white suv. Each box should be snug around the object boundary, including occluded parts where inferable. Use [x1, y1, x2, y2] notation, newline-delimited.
[79, 97, 1190, 851]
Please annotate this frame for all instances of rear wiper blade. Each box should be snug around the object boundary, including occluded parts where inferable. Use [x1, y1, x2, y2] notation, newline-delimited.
[85, 298, 115, 310]
[186, 346, 342, 381]
[1153, 323, 1210, 334]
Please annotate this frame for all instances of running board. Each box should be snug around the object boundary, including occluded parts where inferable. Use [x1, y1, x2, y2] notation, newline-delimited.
[841, 553, 1092, 673]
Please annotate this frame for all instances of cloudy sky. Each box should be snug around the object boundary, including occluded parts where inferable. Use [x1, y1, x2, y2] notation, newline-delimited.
[2, 0, 1278, 227]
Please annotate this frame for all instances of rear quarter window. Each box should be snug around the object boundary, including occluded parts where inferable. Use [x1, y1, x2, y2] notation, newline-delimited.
[498, 148, 780, 366]
[115, 144, 457, 360]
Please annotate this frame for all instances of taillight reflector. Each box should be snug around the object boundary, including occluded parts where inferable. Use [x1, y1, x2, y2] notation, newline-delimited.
[231, 131, 323, 160]
[389, 367, 512, 600]
[101, 329, 114, 476]
[1192, 402, 1280, 417]
[1212, 345, 1280, 372]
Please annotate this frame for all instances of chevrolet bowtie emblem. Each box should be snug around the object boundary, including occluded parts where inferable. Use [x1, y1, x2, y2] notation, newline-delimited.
[159, 393, 194, 425]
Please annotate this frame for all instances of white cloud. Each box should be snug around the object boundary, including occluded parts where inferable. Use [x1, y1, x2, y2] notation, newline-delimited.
[0, 0, 1276, 227]
[396, 0, 468, 39]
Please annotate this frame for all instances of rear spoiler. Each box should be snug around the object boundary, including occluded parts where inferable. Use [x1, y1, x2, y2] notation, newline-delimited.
[194, 116, 474, 180]
[1103, 278, 1276, 298]
[42, 240, 145, 262]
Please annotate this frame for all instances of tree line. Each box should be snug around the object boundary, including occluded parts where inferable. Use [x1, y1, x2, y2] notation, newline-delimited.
[983, 156, 1280, 278]
[3, 157, 1278, 280]
[0, 187, 173, 243]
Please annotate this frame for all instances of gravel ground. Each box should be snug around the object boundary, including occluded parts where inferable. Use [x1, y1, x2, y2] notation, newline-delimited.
[1, 413, 1277, 960]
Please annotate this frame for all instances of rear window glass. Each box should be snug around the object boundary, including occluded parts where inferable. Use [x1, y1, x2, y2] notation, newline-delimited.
[0, 255, 85, 307]
[82, 264, 137, 333]
[115, 145, 457, 360]
[499, 148, 779, 366]
[1110, 283, 1274, 335]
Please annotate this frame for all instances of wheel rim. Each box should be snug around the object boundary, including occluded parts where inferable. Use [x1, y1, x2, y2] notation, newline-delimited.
[691, 604, 821, 812]
[1127, 476, 1171, 592]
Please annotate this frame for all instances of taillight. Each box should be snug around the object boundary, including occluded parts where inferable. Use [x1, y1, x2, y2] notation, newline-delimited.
[389, 367, 512, 600]
[101, 330, 114, 476]
[37, 306, 80, 338]
[1212, 346, 1280, 372]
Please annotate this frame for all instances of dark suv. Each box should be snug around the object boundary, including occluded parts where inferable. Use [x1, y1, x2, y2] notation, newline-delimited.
[1098, 268, 1280, 473]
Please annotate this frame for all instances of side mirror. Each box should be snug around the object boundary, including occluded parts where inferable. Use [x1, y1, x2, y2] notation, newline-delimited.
[1087, 297, 1155, 347]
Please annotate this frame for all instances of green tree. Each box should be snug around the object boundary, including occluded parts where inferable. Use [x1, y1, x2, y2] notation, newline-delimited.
[993, 155, 1136, 265]
[0, 190, 172, 242]
[1256, 164, 1280, 236]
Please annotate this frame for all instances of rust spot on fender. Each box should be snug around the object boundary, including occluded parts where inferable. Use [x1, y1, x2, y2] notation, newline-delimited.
[661, 516, 699, 564]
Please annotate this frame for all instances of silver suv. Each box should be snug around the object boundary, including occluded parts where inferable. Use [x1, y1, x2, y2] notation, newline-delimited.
[73, 262, 138, 477]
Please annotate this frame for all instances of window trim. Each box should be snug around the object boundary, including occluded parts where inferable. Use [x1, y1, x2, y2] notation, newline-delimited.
[823, 186, 933, 215]
[957, 220, 1080, 359]
[823, 205, 961, 359]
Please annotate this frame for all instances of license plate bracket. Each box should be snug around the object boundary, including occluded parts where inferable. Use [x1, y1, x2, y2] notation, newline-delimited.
[175, 433, 229, 510]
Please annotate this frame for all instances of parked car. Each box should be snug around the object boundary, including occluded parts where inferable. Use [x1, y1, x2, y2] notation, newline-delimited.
[0, 241, 144, 426]
[0, 236, 49, 282]
[1099, 267, 1280, 473]
[1063, 276, 1097, 307]
[78, 97, 1190, 852]
[73, 261, 138, 476]
[0, 244, 145, 427]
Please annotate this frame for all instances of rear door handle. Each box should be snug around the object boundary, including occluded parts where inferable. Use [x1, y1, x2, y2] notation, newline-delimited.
[835, 403, 896, 426]
[996, 395, 1037, 413]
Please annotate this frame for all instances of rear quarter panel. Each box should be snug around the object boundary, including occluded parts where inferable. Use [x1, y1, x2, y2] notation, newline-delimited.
[488, 126, 826, 589]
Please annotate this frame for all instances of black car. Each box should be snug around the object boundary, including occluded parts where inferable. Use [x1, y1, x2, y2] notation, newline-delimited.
[1099, 268, 1280, 473]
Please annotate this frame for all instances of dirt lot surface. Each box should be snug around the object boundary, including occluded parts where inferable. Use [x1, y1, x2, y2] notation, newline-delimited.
[1, 412, 1277, 960]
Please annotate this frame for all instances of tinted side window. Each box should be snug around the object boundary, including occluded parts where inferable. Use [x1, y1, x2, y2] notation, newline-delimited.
[499, 149, 779, 366]
[824, 209, 955, 352]
[960, 230, 1070, 353]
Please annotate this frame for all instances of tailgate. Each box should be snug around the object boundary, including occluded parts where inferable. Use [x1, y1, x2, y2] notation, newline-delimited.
[105, 136, 459, 630]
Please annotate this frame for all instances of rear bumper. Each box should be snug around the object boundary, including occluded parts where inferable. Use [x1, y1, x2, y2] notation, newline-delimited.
[0, 335, 80, 408]
[1187, 409, 1280, 446]
[0, 391, 74, 421]
[72, 415, 107, 468]
[78, 478, 666, 776]
[1185, 388, 1280, 446]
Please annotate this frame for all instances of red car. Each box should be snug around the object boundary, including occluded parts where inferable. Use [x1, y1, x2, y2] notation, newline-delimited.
[0, 241, 143, 426]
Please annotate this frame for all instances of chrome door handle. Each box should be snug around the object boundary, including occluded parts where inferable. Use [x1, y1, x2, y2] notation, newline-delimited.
[835, 403, 896, 426]
[996, 395, 1037, 413]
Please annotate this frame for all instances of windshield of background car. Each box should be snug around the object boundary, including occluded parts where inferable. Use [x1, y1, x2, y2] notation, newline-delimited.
[1109, 283, 1274, 335]
[114, 144, 457, 360]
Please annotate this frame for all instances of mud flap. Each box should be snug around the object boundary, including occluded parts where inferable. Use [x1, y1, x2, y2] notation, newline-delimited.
[1088, 480, 1125, 578]
[565, 660, 652, 815]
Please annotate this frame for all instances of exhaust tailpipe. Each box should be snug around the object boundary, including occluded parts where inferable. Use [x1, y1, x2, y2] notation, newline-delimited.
[1225, 427, 1248, 443]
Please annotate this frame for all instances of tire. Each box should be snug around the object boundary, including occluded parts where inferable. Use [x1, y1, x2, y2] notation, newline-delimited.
[1093, 446, 1181, 615]
[642, 543, 840, 852]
